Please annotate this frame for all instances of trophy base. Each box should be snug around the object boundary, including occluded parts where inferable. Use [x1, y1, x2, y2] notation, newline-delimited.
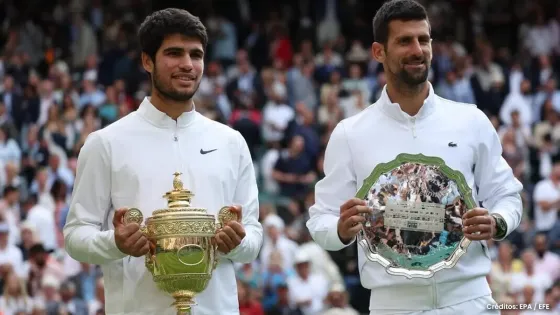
[172, 290, 196, 315]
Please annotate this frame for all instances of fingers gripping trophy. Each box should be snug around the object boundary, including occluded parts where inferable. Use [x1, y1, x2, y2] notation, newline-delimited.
[114, 172, 239, 315]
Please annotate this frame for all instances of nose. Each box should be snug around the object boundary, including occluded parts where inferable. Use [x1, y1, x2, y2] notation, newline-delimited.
[409, 38, 423, 57]
[179, 55, 194, 71]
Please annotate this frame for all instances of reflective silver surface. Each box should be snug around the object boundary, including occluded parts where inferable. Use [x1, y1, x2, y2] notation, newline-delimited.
[356, 154, 476, 278]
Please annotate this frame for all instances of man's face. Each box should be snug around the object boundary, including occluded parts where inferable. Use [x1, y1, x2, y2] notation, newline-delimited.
[534, 235, 547, 254]
[32, 252, 47, 267]
[6, 191, 19, 204]
[296, 262, 310, 278]
[373, 19, 432, 87]
[3, 76, 13, 91]
[142, 33, 205, 102]
[267, 226, 280, 241]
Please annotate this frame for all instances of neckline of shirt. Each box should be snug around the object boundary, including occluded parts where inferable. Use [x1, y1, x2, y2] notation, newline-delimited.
[378, 82, 437, 123]
[136, 97, 198, 129]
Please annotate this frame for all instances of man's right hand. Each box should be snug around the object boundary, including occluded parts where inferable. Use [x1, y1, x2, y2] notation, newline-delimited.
[337, 198, 372, 244]
[113, 208, 150, 257]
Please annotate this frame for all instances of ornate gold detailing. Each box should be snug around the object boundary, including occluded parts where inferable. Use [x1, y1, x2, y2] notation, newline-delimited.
[147, 221, 216, 238]
[218, 206, 239, 228]
[122, 172, 239, 315]
[173, 172, 184, 190]
[158, 172, 196, 211]
[123, 208, 143, 225]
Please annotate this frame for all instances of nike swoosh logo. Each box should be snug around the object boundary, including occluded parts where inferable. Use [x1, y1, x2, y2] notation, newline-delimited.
[200, 149, 217, 155]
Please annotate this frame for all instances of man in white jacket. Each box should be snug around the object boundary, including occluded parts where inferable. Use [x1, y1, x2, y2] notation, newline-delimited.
[63, 8, 263, 315]
[306, 0, 523, 314]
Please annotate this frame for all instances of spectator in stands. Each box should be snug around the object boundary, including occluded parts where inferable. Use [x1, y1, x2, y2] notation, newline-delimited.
[532, 233, 560, 281]
[0, 222, 24, 279]
[0, 271, 33, 314]
[272, 135, 316, 200]
[321, 283, 359, 315]
[287, 251, 329, 315]
[510, 249, 554, 304]
[237, 279, 264, 315]
[46, 280, 88, 315]
[532, 163, 560, 235]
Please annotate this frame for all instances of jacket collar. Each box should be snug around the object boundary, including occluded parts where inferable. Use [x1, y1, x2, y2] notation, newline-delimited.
[377, 82, 437, 123]
[137, 97, 197, 129]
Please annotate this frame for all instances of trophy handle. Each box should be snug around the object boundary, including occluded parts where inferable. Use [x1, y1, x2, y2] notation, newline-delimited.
[123, 208, 155, 273]
[216, 206, 240, 230]
[123, 207, 144, 226]
[213, 206, 241, 270]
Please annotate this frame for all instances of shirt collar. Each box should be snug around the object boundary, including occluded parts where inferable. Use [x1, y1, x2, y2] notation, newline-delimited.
[378, 82, 437, 122]
[137, 97, 197, 128]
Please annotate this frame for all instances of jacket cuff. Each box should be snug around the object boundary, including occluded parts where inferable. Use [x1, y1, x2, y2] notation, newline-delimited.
[325, 215, 355, 250]
[104, 231, 128, 260]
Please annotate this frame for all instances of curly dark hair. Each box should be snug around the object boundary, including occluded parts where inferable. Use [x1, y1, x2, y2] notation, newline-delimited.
[138, 8, 208, 61]
[372, 0, 429, 44]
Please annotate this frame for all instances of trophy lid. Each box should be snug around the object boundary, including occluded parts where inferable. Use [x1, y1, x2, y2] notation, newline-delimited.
[151, 172, 208, 216]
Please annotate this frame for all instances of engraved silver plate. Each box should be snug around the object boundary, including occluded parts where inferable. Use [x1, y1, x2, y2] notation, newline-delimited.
[356, 153, 477, 279]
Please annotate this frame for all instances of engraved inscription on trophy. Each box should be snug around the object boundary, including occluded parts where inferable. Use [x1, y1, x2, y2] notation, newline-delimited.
[384, 201, 445, 233]
[356, 154, 476, 279]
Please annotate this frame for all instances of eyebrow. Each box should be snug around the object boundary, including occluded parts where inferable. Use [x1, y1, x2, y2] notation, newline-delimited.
[394, 34, 431, 41]
[162, 47, 204, 55]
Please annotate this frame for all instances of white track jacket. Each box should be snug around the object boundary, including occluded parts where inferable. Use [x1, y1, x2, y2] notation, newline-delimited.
[307, 84, 523, 312]
[64, 98, 263, 315]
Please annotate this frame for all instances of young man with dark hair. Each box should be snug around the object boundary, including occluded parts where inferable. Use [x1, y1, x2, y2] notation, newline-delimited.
[64, 8, 263, 315]
[307, 0, 522, 313]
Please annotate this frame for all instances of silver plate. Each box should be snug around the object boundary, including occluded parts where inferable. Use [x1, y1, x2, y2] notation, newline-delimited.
[356, 153, 476, 279]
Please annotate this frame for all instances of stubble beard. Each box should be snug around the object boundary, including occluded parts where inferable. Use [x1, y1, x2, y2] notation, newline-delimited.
[152, 66, 199, 102]
[398, 64, 429, 88]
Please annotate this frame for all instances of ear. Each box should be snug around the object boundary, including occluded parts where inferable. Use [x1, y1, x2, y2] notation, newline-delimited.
[141, 52, 154, 74]
[371, 42, 386, 63]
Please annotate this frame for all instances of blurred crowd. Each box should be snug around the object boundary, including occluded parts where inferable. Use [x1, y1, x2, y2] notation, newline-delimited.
[0, 0, 560, 314]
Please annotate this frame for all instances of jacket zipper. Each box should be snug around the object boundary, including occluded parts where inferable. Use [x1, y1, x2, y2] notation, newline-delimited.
[410, 117, 417, 138]
[173, 122, 182, 171]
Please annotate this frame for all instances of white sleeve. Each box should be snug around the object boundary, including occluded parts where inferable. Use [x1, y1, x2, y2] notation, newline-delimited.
[222, 132, 263, 263]
[473, 110, 524, 240]
[63, 132, 127, 265]
[306, 122, 357, 251]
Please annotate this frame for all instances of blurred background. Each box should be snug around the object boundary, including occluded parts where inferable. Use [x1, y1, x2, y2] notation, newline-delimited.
[0, 0, 559, 314]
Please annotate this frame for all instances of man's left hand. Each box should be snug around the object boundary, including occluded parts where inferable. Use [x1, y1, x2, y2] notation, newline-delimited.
[462, 208, 496, 241]
[215, 205, 246, 254]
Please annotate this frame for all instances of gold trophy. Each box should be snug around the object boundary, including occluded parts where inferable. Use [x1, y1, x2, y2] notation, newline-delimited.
[123, 172, 239, 315]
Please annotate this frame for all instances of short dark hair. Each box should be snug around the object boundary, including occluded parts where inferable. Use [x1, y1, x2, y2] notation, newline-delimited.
[29, 243, 47, 256]
[3, 185, 17, 197]
[138, 8, 208, 61]
[372, 0, 429, 44]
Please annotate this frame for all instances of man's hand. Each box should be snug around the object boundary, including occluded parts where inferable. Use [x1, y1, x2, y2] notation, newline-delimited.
[215, 205, 245, 254]
[299, 172, 316, 184]
[337, 198, 372, 244]
[113, 208, 150, 257]
[462, 208, 496, 241]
